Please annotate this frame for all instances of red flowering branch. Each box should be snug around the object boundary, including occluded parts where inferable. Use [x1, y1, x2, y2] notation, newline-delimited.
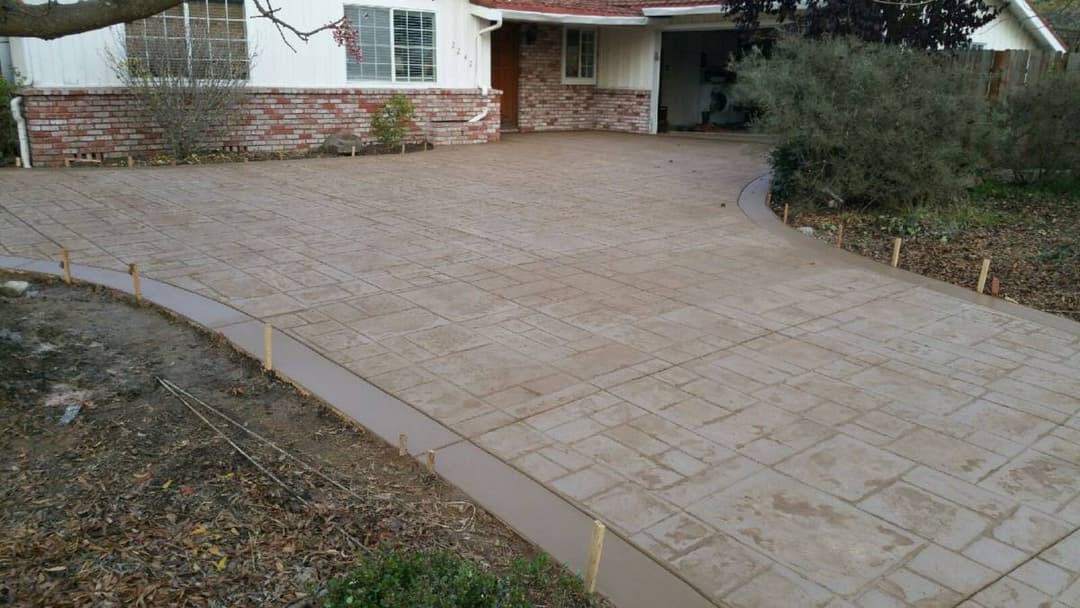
[251, 0, 363, 62]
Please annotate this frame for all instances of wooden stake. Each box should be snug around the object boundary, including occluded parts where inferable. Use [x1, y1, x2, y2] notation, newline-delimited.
[584, 520, 606, 594]
[350, 145, 356, 157]
[60, 248, 72, 285]
[976, 258, 991, 294]
[263, 323, 273, 371]
[425, 450, 436, 474]
[765, 190, 773, 207]
[127, 155, 134, 168]
[891, 238, 902, 268]
[782, 203, 789, 225]
[990, 276, 1001, 296]
[14, 156, 21, 168]
[399, 433, 408, 457]
[836, 222, 845, 249]
[128, 263, 142, 303]
[400, 142, 406, 155]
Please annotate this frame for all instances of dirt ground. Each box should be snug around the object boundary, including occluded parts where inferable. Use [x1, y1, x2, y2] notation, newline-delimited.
[773, 192, 1080, 323]
[0, 272, 598, 607]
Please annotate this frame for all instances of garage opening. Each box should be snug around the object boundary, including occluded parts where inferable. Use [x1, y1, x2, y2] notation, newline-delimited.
[657, 29, 763, 133]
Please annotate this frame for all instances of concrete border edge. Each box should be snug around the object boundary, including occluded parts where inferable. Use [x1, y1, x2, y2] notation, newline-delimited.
[0, 256, 719, 608]
[737, 174, 1080, 338]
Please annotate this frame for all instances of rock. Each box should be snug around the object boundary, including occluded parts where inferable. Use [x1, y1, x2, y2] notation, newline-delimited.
[797, 226, 815, 236]
[59, 403, 82, 425]
[1, 280, 29, 297]
[0, 328, 22, 343]
[320, 131, 364, 155]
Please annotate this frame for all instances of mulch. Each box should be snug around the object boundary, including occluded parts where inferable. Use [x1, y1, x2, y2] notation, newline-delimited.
[772, 194, 1080, 324]
[0, 274, 585, 607]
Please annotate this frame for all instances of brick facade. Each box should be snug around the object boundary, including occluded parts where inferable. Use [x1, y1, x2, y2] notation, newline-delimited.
[20, 87, 500, 166]
[593, 88, 651, 133]
[516, 24, 651, 134]
[20, 24, 653, 166]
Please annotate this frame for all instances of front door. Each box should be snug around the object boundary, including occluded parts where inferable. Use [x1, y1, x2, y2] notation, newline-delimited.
[491, 23, 520, 130]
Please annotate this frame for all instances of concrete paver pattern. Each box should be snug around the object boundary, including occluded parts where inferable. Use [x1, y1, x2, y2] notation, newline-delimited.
[3, 133, 1080, 607]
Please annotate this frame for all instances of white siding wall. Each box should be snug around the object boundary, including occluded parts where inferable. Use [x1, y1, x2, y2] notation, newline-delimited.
[971, 6, 1040, 50]
[12, 0, 489, 88]
[597, 27, 653, 89]
[12, 25, 124, 86]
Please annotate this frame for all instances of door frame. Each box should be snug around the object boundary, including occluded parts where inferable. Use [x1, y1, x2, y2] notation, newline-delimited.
[491, 22, 522, 130]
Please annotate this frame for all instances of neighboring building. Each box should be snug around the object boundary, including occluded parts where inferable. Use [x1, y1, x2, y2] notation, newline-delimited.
[970, 0, 1069, 51]
[5, 0, 1067, 165]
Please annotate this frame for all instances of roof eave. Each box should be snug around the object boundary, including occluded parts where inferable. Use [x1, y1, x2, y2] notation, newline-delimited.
[488, 8, 649, 25]
[642, 4, 730, 16]
[1006, 0, 1068, 52]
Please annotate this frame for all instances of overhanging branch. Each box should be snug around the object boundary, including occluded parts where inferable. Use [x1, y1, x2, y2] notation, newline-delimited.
[250, 0, 346, 52]
[0, 0, 185, 39]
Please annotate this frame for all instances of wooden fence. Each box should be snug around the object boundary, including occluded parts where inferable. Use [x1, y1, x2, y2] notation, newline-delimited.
[952, 49, 1080, 100]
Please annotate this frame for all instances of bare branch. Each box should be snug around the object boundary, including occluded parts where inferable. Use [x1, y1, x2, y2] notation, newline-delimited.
[0, 0, 185, 39]
[250, 0, 346, 52]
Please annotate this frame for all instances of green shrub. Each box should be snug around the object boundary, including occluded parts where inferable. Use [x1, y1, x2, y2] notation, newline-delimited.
[1, 71, 25, 162]
[371, 94, 415, 150]
[734, 36, 994, 211]
[997, 73, 1080, 184]
[321, 550, 599, 608]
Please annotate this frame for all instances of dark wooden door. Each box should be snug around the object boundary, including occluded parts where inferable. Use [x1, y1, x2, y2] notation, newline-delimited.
[491, 23, 520, 130]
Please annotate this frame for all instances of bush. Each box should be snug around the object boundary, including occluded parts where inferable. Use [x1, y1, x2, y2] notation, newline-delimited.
[107, 34, 249, 159]
[1, 71, 24, 163]
[321, 550, 600, 608]
[371, 95, 415, 149]
[997, 73, 1080, 184]
[734, 36, 993, 211]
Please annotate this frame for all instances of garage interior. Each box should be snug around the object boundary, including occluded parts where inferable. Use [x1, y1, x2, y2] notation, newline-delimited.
[658, 29, 757, 132]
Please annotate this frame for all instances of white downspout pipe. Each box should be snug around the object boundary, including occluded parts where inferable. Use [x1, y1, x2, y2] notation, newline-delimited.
[474, 10, 503, 95]
[11, 96, 31, 168]
[468, 107, 489, 123]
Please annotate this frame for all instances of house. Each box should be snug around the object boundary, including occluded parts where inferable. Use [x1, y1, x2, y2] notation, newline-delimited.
[3, 0, 1067, 166]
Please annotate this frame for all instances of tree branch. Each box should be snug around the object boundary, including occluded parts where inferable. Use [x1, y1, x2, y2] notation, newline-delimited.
[250, 0, 345, 52]
[0, 0, 185, 39]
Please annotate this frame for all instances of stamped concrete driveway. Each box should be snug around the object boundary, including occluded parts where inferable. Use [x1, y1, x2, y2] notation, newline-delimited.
[3, 133, 1080, 607]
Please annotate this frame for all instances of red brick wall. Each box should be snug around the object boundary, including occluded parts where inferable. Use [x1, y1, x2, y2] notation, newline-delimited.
[516, 24, 651, 134]
[594, 89, 651, 133]
[20, 87, 500, 166]
[518, 24, 595, 132]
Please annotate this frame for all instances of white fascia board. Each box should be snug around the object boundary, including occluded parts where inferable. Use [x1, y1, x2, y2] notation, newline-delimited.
[470, 5, 503, 20]
[1006, 0, 1067, 52]
[642, 5, 729, 16]
[498, 9, 648, 25]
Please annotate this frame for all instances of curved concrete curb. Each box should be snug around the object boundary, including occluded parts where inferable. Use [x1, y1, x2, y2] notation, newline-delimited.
[737, 174, 1080, 338]
[0, 255, 718, 608]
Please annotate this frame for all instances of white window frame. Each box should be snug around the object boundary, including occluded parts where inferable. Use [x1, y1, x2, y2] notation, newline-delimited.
[345, 5, 437, 84]
[124, 0, 249, 80]
[561, 26, 597, 85]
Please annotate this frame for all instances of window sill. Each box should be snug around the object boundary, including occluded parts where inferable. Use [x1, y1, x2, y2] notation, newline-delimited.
[344, 80, 439, 87]
[561, 78, 597, 86]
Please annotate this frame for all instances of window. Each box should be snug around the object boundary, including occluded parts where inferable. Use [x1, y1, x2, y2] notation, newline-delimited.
[563, 27, 596, 84]
[125, 0, 248, 79]
[345, 6, 436, 83]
